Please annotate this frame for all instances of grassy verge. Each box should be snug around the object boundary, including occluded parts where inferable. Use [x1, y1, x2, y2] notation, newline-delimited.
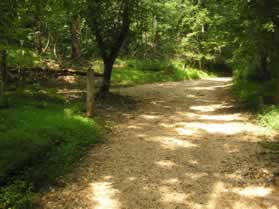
[111, 59, 214, 87]
[0, 91, 102, 209]
[234, 79, 279, 166]
[233, 78, 279, 166]
[257, 106, 279, 163]
[233, 78, 276, 110]
[89, 58, 215, 87]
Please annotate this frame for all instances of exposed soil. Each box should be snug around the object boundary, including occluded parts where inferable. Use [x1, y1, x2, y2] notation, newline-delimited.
[39, 78, 279, 209]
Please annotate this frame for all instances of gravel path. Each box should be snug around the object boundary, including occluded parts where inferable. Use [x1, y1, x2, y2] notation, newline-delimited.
[40, 78, 279, 209]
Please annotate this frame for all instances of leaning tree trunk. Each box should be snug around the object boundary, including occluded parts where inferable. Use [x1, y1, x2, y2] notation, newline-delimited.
[70, 16, 81, 60]
[100, 58, 114, 95]
[0, 50, 7, 107]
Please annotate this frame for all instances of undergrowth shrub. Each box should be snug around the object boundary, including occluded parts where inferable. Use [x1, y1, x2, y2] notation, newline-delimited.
[0, 181, 34, 209]
[233, 77, 277, 110]
[258, 106, 279, 130]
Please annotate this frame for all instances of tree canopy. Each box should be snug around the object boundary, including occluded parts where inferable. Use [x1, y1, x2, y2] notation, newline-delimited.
[0, 0, 279, 99]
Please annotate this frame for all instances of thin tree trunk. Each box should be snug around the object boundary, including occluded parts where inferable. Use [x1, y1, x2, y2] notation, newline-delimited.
[260, 52, 270, 81]
[100, 59, 114, 95]
[42, 32, 51, 53]
[87, 69, 95, 117]
[0, 50, 7, 106]
[36, 31, 43, 54]
[152, 16, 159, 52]
[70, 16, 81, 60]
[53, 41, 58, 58]
[34, 18, 43, 54]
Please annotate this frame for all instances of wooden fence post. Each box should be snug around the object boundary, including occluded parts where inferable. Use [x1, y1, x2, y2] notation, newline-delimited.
[87, 68, 95, 117]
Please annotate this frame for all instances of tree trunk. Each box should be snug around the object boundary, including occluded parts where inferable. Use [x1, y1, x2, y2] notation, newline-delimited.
[152, 16, 159, 52]
[260, 53, 270, 81]
[87, 69, 95, 117]
[0, 50, 7, 107]
[36, 31, 43, 54]
[100, 59, 114, 95]
[70, 16, 81, 60]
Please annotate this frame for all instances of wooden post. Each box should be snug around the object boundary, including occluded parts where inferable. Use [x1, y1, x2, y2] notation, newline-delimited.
[87, 68, 95, 117]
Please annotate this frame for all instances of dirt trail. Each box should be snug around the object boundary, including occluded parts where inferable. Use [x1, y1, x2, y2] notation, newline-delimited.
[40, 78, 279, 209]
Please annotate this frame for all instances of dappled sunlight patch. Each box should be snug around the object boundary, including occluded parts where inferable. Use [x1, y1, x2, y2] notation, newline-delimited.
[127, 125, 143, 130]
[199, 114, 245, 122]
[58, 75, 79, 84]
[224, 173, 244, 181]
[127, 177, 137, 182]
[46, 60, 60, 70]
[155, 160, 177, 169]
[188, 160, 199, 165]
[57, 88, 85, 95]
[224, 144, 240, 153]
[189, 84, 231, 91]
[142, 185, 150, 191]
[159, 121, 190, 129]
[233, 186, 273, 198]
[190, 104, 232, 113]
[175, 127, 195, 136]
[137, 133, 147, 139]
[187, 94, 199, 98]
[206, 182, 226, 209]
[91, 182, 121, 209]
[159, 186, 189, 204]
[159, 123, 176, 128]
[206, 77, 232, 82]
[206, 183, 276, 209]
[63, 108, 96, 126]
[175, 112, 198, 119]
[147, 136, 198, 150]
[185, 172, 208, 180]
[103, 176, 114, 180]
[162, 178, 180, 185]
[185, 122, 267, 135]
[140, 114, 161, 120]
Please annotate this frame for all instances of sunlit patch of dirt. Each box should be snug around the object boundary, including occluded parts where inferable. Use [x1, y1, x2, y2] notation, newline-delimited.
[39, 78, 279, 209]
[57, 75, 79, 84]
[91, 182, 121, 209]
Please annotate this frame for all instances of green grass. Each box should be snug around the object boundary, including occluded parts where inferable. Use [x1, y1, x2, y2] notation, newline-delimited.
[257, 106, 279, 163]
[233, 78, 277, 110]
[258, 106, 279, 131]
[0, 91, 102, 209]
[111, 59, 214, 87]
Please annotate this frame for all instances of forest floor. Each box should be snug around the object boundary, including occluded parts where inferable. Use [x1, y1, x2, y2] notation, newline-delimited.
[39, 78, 279, 209]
